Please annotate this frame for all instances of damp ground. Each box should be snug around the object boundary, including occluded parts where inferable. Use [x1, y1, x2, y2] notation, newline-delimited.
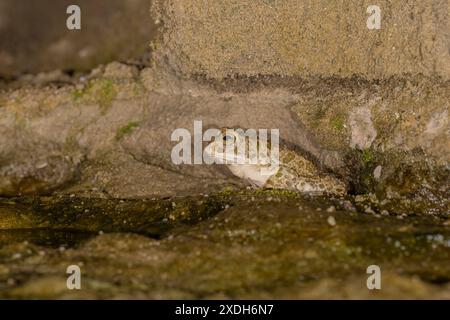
[0, 190, 448, 299]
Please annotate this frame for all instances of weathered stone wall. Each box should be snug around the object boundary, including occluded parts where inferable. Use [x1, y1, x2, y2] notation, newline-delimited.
[0, 0, 156, 77]
[152, 0, 450, 80]
[0, 63, 448, 214]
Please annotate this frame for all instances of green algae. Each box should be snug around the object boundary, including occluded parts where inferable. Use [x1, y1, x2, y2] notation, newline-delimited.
[96, 80, 116, 113]
[71, 88, 84, 102]
[345, 148, 449, 215]
[115, 121, 141, 141]
[71, 79, 117, 114]
[330, 115, 345, 132]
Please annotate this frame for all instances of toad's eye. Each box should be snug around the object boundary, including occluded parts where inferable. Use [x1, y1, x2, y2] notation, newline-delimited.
[223, 135, 234, 142]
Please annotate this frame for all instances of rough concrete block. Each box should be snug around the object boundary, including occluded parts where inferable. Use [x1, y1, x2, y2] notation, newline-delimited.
[153, 0, 450, 79]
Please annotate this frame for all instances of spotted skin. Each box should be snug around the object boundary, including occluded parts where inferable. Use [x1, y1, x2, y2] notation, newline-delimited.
[204, 128, 347, 196]
[266, 148, 347, 195]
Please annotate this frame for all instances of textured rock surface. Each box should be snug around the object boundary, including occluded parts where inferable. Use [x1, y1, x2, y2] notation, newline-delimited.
[152, 0, 450, 80]
[0, 0, 156, 77]
[0, 2, 449, 300]
[0, 192, 449, 299]
[0, 1, 448, 212]
[0, 63, 448, 215]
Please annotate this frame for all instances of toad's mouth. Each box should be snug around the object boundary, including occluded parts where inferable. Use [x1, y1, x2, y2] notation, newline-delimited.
[204, 144, 280, 177]
[205, 146, 272, 164]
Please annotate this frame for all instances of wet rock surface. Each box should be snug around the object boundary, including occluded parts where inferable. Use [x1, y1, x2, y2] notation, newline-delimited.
[0, 192, 449, 299]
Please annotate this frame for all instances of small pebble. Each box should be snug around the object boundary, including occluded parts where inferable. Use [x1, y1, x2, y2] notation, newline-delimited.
[342, 200, 356, 212]
[327, 216, 337, 227]
[12, 253, 22, 260]
[365, 207, 376, 214]
[373, 165, 382, 180]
